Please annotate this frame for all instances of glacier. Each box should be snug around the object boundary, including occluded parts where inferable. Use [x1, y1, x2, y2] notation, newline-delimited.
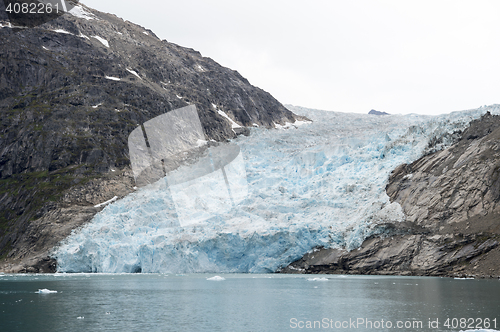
[53, 105, 500, 273]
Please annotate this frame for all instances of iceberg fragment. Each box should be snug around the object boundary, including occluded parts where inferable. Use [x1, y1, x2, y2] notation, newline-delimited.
[307, 277, 329, 281]
[207, 276, 225, 281]
[36, 289, 57, 294]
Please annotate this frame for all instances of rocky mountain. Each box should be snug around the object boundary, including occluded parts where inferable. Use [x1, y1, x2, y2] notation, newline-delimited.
[369, 109, 389, 116]
[281, 112, 500, 278]
[0, 3, 303, 272]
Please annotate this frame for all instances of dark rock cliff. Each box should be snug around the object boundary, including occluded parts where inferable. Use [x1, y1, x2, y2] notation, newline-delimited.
[281, 112, 500, 278]
[0, 4, 304, 272]
[368, 109, 389, 116]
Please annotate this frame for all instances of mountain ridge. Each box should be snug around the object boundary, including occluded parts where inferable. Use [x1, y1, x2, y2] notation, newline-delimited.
[0, 3, 304, 272]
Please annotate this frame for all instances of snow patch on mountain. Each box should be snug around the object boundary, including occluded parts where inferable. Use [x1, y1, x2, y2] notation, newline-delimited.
[69, 5, 98, 21]
[52, 29, 72, 35]
[126, 69, 141, 79]
[218, 110, 241, 129]
[93, 35, 109, 47]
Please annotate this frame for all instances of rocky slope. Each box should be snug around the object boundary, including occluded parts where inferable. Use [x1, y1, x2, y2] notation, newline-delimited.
[281, 112, 500, 278]
[0, 3, 303, 272]
[368, 109, 389, 116]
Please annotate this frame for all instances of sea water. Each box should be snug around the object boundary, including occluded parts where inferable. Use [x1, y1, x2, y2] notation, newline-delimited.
[0, 273, 499, 331]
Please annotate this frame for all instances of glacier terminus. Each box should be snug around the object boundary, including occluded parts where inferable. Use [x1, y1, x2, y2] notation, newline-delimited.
[53, 105, 500, 273]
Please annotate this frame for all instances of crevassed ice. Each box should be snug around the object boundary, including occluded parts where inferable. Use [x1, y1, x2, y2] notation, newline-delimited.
[53, 105, 500, 273]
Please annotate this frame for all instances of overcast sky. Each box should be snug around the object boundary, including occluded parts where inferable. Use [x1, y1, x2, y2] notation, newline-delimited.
[81, 0, 500, 115]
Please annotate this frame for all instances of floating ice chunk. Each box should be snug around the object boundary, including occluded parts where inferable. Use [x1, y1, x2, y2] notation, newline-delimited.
[126, 69, 141, 79]
[77, 316, 84, 319]
[69, 5, 97, 20]
[307, 277, 329, 282]
[94, 196, 118, 208]
[207, 276, 225, 281]
[36, 289, 57, 294]
[93, 36, 109, 47]
[105, 76, 121, 81]
[218, 110, 241, 128]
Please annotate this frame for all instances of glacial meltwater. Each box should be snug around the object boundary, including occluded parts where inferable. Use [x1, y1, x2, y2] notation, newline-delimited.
[0, 274, 499, 332]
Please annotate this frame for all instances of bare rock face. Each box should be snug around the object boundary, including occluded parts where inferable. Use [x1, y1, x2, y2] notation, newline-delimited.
[281, 112, 500, 278]
[0, 4, 304, 272]
[386, 111, 500, 230]
[279, 233, 499, 278]
[368, 109, 389, 116]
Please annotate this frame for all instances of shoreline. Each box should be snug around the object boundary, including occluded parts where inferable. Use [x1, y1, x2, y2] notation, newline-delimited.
[0, 269, 499, 279]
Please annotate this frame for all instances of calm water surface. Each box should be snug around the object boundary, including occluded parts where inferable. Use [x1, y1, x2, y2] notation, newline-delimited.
[0, 274, 499, 331]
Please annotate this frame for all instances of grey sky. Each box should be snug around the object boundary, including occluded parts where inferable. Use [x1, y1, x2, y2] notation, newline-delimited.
[81, 0, 500, 115]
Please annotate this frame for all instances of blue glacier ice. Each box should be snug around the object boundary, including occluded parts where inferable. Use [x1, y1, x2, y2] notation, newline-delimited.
[53, 105, 500, 273]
